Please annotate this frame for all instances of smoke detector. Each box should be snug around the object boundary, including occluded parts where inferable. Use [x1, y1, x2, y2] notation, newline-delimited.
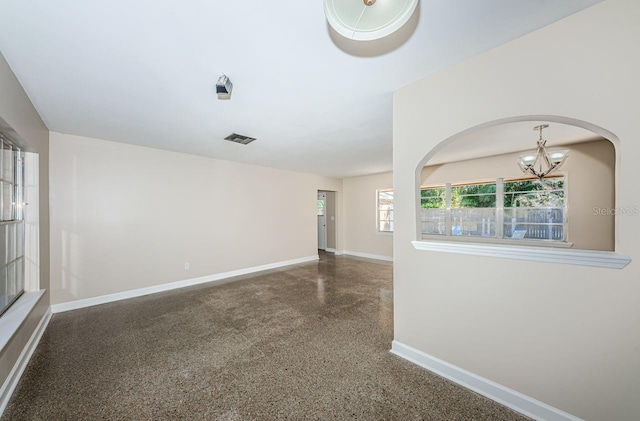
[224, 133, 256, 145]
[216, 75, 233, 100]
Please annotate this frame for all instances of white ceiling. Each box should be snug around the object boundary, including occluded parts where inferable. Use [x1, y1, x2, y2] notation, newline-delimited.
[0, 0, 602, 178]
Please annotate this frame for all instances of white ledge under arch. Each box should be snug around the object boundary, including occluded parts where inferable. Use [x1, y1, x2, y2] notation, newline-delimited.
[411, 240, 631, 269]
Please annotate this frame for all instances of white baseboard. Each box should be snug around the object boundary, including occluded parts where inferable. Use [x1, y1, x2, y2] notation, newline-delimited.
[325, 248, 336, 253]
[51, 255, 319, 313]
[390, 341, 582, 421]
[342, 250, 393, 262]
[0, 307, 52, 417]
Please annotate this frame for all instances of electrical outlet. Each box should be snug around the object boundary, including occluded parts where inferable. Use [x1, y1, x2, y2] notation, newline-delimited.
[184, 263, 190, 270]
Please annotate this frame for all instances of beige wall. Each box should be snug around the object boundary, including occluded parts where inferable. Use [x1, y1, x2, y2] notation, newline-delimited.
[0, 53, 50, 390]
[49, 132, 343, 305]
[393, 1, 640, 420]
[343, 172, 393, 258]
[421, 139, 615, 250]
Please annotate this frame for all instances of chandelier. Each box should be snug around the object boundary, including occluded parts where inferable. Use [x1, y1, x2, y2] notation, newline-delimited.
[517, 124, 569, 179]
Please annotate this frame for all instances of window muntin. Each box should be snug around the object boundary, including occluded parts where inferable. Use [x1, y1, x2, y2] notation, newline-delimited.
[451, 182, 496, 208]
[377, 189, 394, 233]
[421, 176, 566, 244]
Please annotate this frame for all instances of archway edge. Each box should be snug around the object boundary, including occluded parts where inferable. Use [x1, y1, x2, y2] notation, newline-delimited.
[413, 115, 622, 250]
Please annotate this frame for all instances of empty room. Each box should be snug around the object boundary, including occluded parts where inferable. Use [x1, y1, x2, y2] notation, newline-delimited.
[0, 1, 638, 420]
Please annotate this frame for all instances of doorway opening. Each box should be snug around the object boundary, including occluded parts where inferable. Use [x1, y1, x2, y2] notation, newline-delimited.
[317, 191, 336, 252]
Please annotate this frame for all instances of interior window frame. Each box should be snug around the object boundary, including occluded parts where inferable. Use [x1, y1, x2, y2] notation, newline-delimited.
[376, 189, 394, 234]
[420, 174, 571, 248]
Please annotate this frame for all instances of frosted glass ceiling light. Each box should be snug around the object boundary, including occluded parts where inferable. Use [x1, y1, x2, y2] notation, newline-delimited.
[324, 0, 419, 41]
[517, 124, 569, 180]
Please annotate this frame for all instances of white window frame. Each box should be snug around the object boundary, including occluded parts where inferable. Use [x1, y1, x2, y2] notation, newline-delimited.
[0, 136, 26, 317]
[376, 189, 393, 234]
[420, 175, 571, 248]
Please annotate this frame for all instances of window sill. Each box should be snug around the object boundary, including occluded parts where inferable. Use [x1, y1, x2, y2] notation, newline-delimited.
[0, 290, 46, 352]
[411, 240, 631, 269]
[421, 234, 573, 248]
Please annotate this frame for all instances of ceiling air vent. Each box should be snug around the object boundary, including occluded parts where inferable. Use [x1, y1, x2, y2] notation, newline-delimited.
[224, 133, 256, 145]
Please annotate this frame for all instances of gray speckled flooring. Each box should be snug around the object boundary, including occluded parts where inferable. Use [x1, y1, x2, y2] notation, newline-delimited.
[4, 252, 527, 420]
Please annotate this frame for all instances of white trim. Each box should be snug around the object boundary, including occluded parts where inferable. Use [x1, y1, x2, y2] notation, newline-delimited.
[334, 250, 344, 256]
[0, 290, 46, 352]
[391, 341, 583, 421]
[420, 234, 573, 249]
[51, 255, 319, 313]
[325, 248, 337, 253]
[0, 306, 51, 417]
[412, 240, 630, 269]
[342, 250, 393, 262]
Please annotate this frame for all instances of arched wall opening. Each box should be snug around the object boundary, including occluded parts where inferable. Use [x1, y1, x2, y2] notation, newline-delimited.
[392, 4, 639, 419]
[414, 115, 622, 252]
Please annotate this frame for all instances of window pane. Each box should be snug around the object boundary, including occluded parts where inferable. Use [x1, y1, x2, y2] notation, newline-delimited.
[16, 222, 24, 259]
[504, 178, 564, 208]
[0, 223, 6, 267]
[379, 210, 393, 221]
[317, 199, 325, 216]
[2, 146, 13, 183]
[378, 190, 394, 232]
[378, 191, 393, 208]
[379, 220, 393, 232]
[0, 267, 7, 310]
[421, 187, 445, 209]
[451, 208, 496, 237]
[503, 177, 565, 241]
[2, 182, 12, 221]
[6, 261, 16, 299]
[421, 208, 446, 234]
[452, 183, 496, 208]
[505, 191, 565, 208]
[504, 208, 564, 240]
[6, 222, 16, 262]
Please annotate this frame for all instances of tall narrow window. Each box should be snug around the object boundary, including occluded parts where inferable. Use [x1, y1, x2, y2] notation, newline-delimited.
[0, 137, 25, 316]
[377, 189, 394, 233]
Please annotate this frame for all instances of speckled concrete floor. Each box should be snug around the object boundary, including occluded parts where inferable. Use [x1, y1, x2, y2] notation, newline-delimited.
[4, 253, 527, 420]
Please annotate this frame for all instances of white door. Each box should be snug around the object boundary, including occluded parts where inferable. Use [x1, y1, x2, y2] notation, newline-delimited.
[317, 192, 326, 250]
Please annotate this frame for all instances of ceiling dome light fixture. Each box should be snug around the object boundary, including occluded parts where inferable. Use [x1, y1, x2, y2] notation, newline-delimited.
[324, 0, 419, 41]
[517, 124, 569, 180]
